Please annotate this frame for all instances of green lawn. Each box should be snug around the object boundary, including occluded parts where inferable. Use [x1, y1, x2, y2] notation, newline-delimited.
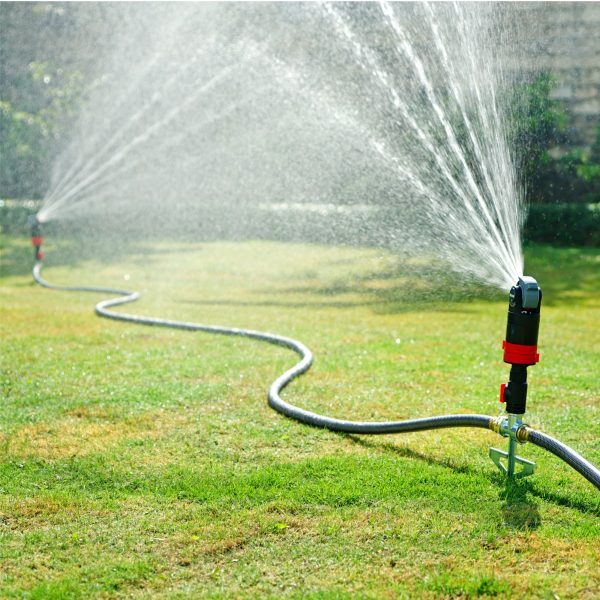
[1, 235, 599, 599]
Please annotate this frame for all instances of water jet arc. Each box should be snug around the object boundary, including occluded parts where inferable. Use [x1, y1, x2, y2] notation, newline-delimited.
[30, 239, 600, 491]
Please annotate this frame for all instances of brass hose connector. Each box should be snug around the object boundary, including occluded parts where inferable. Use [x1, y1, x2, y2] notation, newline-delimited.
[489, 415, 504, 436]
[516, 424, 530, 443]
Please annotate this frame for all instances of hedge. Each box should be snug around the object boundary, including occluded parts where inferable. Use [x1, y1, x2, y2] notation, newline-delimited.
[524, 203, 599, 247]
[2, 199, 599, 248]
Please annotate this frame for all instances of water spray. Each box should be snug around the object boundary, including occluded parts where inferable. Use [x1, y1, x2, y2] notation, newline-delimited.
[29, 224, 599, 491]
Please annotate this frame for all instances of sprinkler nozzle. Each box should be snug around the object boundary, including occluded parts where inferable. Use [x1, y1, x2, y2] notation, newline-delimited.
[28, 214, 44, 262]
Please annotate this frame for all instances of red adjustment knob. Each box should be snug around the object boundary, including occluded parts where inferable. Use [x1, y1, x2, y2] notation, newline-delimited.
[500, 383, 506, 403]
[32, 236, 43, 247]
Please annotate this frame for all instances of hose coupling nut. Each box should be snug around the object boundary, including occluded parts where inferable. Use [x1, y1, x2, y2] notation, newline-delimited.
[489, 415, 505, 435]
[492, 415, 529, 445]
[515, 425, 530, 443]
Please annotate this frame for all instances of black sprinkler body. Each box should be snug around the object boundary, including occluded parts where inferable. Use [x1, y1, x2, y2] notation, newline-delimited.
[501, 276, 542, 415]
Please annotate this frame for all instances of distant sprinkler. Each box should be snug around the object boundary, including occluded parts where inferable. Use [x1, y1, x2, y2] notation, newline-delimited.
[490, 276, 542, 478]
[28, 214, 44, 262]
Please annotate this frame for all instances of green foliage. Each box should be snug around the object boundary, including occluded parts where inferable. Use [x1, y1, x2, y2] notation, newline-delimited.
[0, 3, 99, 199]
[514, 75, 600, 204]
[0, 199, 41, 234]
[0, 61, 83, 199]
[524, 203, 600, 247]
[575, 124, 600, 183]
[513, 73, 567, 187]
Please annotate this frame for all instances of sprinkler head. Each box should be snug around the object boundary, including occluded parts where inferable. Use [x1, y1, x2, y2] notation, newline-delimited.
[28, 214, 44, 261]
[28, 214, 41, 233]
[504, 276, 541, 369]
[512, 276, 541, 311]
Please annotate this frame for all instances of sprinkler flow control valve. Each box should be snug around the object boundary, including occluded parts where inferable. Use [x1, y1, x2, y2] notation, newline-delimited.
[28, 215, 44, 262]
[490, 276, 542, 478]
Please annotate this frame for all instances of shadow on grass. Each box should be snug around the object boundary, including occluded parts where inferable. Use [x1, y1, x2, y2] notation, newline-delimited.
[2, 435, 597, 521]
[269, 261, 503, 316]
[1, 230, 495, 317]
[3, 228, 598, 314]
[270, 244, 600, 314]
[180, 244, 599, 315]
[178, 298, 386, 310]
[344, 433, 599, 517]
[500, 479, 541, 529]
[345, 434, 475, 475]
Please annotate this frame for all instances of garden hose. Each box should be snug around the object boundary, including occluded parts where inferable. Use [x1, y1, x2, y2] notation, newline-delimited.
[31, 259, 600, 491]
[518, 428, 600, 489]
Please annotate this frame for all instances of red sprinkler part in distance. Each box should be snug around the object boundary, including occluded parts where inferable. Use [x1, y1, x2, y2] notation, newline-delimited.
[29, 215, 44, 262]
[31, 236, 44, 261]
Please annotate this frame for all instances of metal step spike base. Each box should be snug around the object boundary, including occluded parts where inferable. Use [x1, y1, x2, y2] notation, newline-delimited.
[489, 447, 536, 479]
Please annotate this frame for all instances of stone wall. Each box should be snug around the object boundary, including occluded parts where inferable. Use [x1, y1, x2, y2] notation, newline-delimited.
[531, 2, 600, 146]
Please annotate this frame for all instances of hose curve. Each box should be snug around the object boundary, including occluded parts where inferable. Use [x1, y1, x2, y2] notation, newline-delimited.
[32, 262, 600, 490]
[524, 428, 600, 489]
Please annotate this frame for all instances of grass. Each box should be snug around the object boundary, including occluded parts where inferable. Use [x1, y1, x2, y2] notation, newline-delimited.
[1, 234, 599, 599]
